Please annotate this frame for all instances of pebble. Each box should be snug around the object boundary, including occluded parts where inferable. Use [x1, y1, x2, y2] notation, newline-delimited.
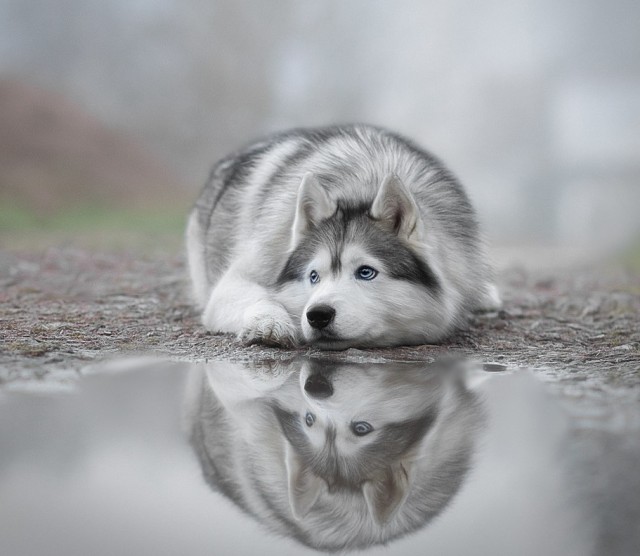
[483, 362, 508, 372]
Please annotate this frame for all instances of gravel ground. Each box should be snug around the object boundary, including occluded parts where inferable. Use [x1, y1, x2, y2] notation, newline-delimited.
[1, 246, 638, 401]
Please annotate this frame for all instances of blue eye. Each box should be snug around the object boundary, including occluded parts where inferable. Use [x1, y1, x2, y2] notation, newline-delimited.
[356, 266, 378, 281]
[309, 270, 320, 284]
[352, 421, 373, 436]
[305, 412, 315, 427]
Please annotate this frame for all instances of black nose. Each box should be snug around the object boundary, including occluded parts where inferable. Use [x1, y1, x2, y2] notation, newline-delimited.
[304, 374, 333, 398]
[306, 305, 335, 329]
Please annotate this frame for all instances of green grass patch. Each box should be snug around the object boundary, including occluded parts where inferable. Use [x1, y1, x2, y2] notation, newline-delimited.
[0, 205, 42, 230]
[0, 203, 188, 252]
[618, 236, 640, 273]
[0, 204, 186, 233]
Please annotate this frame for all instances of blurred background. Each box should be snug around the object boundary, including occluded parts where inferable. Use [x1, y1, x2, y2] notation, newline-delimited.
[1, 0, 639, 261]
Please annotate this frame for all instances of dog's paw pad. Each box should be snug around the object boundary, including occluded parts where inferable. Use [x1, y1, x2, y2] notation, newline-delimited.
[239, 315, 298, 348]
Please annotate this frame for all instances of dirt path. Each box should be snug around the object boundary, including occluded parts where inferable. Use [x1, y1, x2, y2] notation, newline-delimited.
[1, 246, 638, 399]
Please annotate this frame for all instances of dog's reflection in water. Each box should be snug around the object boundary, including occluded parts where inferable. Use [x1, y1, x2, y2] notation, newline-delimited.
[185, 358, 485, 552]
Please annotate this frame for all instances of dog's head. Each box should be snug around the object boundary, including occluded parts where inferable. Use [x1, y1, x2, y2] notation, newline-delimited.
[273, 359, 476, 529]
[276, 173, 452, 348]
[190, 358, 484, 551]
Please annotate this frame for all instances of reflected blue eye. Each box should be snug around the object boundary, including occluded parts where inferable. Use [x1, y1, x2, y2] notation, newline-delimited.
[356, 266, 378, 281]
[309, 270, 320, 284]
[351, 421, 373, 436]
[305, 412, 315, 427]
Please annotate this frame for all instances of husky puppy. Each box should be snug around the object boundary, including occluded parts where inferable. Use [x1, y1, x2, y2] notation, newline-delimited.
[185, 358, 485, 552]
[186, 124, 499, 348]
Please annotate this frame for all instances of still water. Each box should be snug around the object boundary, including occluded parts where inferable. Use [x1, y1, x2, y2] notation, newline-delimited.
[0, 358, 635, 555]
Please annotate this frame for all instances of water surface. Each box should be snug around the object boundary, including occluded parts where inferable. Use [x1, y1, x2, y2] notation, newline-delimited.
[0, 358, 635, 555]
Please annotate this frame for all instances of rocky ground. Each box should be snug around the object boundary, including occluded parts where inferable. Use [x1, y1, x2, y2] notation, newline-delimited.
[1, 245, 638, 402]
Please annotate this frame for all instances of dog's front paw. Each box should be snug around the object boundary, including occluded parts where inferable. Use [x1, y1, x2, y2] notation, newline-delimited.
[474, 283, 502, 312]
[239, 305, 299, 348]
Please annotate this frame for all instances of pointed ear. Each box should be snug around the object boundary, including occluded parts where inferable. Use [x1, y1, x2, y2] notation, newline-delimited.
[285, 442, 325, 520]
[363, 463, 412, 525]
[291, 173, 334, 248]
[370, 174, 423, 241]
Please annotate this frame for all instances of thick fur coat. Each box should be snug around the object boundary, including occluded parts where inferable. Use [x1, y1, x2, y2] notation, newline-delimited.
[187, 124, 499, 348]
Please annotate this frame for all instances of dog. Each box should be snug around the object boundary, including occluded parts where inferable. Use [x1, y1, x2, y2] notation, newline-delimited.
[185, 358, 485, 551]
[186, 124, 500, 348]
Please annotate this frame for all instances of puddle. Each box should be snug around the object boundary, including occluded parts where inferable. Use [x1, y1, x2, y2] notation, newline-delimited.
[0, 358, 638, 555]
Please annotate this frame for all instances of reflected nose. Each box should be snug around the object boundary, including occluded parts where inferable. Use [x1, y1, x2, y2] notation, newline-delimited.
[304, 373, 333, 399]
[306, 305, 335, 329]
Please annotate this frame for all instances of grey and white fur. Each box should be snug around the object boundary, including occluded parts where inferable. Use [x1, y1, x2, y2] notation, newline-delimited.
[187, 124, 500, 348]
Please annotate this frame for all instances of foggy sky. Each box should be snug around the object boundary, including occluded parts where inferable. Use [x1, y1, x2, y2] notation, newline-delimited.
[1, 0, 639, 250]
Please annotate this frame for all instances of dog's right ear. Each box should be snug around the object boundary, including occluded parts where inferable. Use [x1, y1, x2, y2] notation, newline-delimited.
[291, 173, 333, 248]
[285, 442, 325, 520]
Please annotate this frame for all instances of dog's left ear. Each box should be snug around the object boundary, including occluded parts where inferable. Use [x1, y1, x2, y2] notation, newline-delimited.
[291, 172, 334, 249]
[285, 442, 325, 520]
[363, 462, 412, 526]
[370, 174, 423, 242]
